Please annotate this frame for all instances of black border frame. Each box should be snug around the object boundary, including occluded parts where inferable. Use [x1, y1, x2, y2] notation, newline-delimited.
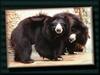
[0, 0, 99, 74]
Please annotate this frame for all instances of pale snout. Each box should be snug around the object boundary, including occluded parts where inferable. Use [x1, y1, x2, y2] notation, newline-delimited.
[69, 33, 76, 43]
[55, 23, 63, 34]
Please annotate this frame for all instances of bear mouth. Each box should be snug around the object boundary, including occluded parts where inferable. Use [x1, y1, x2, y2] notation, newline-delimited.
[55, 29, 63, 34]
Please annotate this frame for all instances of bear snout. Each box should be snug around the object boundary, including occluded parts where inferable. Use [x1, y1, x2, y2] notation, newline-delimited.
[55, 23, 63, 34]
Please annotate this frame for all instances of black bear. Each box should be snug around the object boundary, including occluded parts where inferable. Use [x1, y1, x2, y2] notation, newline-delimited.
[10, 13, 70, 63]
[54, 13, 89, 54]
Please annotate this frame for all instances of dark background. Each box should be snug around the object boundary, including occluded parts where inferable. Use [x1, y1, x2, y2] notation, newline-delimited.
[0, 0, 99, 74]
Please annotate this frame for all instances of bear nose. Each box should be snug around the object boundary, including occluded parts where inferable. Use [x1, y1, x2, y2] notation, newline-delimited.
[69, 38, 74, 42]
[56, 29, 61, 32]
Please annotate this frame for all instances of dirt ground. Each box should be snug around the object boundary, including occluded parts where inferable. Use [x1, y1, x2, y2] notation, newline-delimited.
[7, 51, 94, 68]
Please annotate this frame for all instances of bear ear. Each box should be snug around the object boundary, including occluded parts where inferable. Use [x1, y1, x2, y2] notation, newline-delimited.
[43, 16, 52, 24]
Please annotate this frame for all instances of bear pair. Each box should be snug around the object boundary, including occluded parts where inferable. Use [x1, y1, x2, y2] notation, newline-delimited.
[10, 12, 89, 63]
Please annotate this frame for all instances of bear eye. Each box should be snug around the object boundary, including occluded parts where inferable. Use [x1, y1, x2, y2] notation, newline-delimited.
[52, 22, 57, 25]
[49, 24, 56, 29]
[52, 25, 56, 28]
[51, 23, 57, 26]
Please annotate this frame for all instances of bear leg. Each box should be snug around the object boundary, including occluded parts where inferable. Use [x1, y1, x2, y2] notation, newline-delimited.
[14, 39, 34, 63]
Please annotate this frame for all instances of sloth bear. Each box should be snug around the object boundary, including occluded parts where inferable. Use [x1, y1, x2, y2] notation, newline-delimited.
[10, 12, 89, 63]
[10, 13, 70, 63]
[66, 13, 89, 54]
[54, 13, 89, 54]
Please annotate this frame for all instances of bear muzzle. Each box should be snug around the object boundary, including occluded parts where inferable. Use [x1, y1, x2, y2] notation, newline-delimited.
[55, 23, 63, 34]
